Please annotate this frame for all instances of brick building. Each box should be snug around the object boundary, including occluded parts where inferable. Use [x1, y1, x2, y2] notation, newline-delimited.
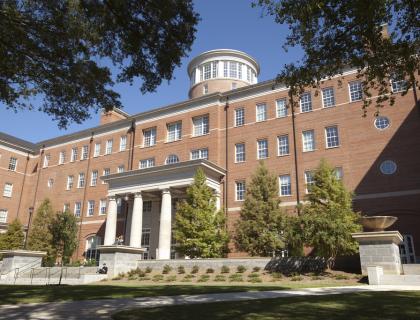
[0, 49, 418, 263]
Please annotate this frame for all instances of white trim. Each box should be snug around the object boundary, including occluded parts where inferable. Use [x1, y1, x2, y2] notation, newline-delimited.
[0, 144, 35, 157]
[355, 189, 420, 200]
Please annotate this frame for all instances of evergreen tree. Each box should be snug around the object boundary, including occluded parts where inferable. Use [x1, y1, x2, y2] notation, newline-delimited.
[235, 162, 286, 256]
[0, 219, 24, 250]
[27, 199, 56, 266]
[301, 159, 361, 265]
[50, 211, 78, 265]
[174, 168, 229, 258]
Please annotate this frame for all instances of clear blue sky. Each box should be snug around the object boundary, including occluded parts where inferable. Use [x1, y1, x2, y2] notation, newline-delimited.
[0, 0, 303, 143]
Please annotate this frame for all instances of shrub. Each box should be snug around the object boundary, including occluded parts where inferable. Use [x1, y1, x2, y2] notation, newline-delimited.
[181, 274, 195, 282]
[128, 267, 145, 277]
[138, 276, 151, 281]
[311, 275, 323, 280]
[191, 265, 199, 274]
[221, 265, 230, 274]
[252, 266, 261, 273]
[198, 274, 210, 282]
[289, 272, 300, 277]
[248, 273, 260, 278]
[271, 272, 282, 281]
[291, 276, 303, 281]
[84, 259, 97, 267]
[214, 275, 226, 282]
[335, 274, 349, 280]
[166, 275, 177, 282]
[206, 268, 214, 274]
[145, 266, 153, 273]
[162, 264, 173, 274]
[152, 274, 164, 282]
[237, 265, 247, 273]
[177, 266, 185, 274]
[229, 274, 243, 282]
[112, 276, 122, 281]
[247, 275, 262, 283]
[128, 275, 136, 281]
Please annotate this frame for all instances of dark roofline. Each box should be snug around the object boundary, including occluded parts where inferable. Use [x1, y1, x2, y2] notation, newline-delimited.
[0, 132, 37, 154]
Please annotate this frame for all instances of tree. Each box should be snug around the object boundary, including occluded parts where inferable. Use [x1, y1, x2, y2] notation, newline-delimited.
[173, 168, 229, 258]
[300, 160, 361, 266]
[50, 210, 78, 265]
[27, 199, 55, 266]
[255, 0, 419, 114]
[0, 1, 199, 128]
[235, 162, 287, 256]
[0, 219, 24, 250]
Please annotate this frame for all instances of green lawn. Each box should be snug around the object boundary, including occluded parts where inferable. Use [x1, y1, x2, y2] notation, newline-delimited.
[113, 291, 420, 320]
[0, 282, 360, 305]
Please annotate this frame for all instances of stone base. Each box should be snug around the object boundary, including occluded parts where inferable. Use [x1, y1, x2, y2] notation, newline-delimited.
[98, 245, 145, 277]
[352, 231, 403, 275]
[0, 250, 46, 278]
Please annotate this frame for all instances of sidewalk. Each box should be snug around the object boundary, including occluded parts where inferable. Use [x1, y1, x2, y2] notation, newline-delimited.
[1, 285, 419, 320]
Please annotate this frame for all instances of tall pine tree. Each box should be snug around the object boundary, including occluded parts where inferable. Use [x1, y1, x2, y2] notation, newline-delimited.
[301, 159, 361, 265]
[235, 162, 286, 256]
[173, 168, 229, 258]
[27, 199, 56, 266]
[0, 219, 24, 250]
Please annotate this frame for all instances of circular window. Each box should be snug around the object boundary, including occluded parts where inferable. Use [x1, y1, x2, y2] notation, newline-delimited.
[374, 116, 390, 130]
[380, 160, 397, 175]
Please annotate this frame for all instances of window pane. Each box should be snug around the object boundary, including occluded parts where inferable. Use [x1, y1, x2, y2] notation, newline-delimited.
[235, 108, 245, 127]
[279, 175, 291, 196]
[235, 143, 245, 162]
[349, 81, 363, 101]
[257, 139, 268, 159]
[256, 104, 267, 122]
[236, 181, 245, 201]
[325, 126, 340, 148]
[302, 130, 315, 152]
[300, 92, 312, 112]
[276, 99, 287, 117]
[278, 135, 289, 156]
[322, 87, 335, 107]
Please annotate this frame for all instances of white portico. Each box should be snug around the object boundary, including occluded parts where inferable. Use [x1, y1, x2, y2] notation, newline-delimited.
[101, 160, 225, 260]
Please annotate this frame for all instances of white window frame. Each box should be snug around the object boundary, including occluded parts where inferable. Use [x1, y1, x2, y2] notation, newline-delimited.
[256, 104, 267, 122]
[302, 130, 315, 152]
[235, 143, 245, 163]
[119, 135, 127, 151]
[235, 108, 245, 127]
[276, 98, 287, 118]
[87, 200, 95, 217]
[117, 165, 125, 173]
[102, 168, 110, 184]
[71, 147, 78, 162]
[300, 92, 312, 113]
[59, 151, 66, 165]
[66, 175, 74, 190]
[43, 154, 50, 168]
[63, 203, 70, 213]
[81, 145, 89, 160]
[143, 127, 157, 147]
[105, 139, 113, 155]
[99, 199, 107, 215]
[94, 143, 101, 157]
[165, 154, 179, 165]
[0, 209, 8, 223]
[3, 183, 13, 198]
[325, 126, 340, 148]
[139, 158, 155, 169]
[257, 139, 268, 159]
[279, 175, 292, 196]
[8, 157, 17, 171]
[235, 181, 246, 201]
[47, 178, 54, 188]
[374, 116, 390, 130]
[74, 202, 81, 217]
[191, 148, 209, 160]
[349, 81, 363, 102]
[192, 115, 209, 137]
[391, 78, 407, 93]
[91, 170, 98, 186]
[78, 173, 85, 188]
[277, 135, 290, 156]
[167, 122, 182, 142]
[322, 87, 335, 108]
[304, 171, 315, 194]
[334, 167, 344, 180]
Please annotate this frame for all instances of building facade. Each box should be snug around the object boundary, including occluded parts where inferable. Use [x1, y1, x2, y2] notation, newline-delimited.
[0, 49, 419, 263]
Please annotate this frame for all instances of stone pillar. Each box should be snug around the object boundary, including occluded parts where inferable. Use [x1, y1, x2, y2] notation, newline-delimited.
[0, 250, 46, 278]
[104, 195, 118, 246]
[214, 190, 221, 211]
[158, 189, 172, 260]
[130, 192, 143, 248]
[124, 197, 133, 245]
[352, 231, 403, 275]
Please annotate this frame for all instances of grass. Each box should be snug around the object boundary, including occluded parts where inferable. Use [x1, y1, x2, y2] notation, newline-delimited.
[113, 291, 420, 320]
[0, 282, 358, 305]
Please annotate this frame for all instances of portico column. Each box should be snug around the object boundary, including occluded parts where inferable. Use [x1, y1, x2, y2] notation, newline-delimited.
[104, 195, 118, 246]
[129, 192, 143, 248]
[158, 189, 172, 260]
[124, 197, 133, 245]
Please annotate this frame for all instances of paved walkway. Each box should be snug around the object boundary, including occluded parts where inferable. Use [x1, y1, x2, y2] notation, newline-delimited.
[1, 285, 420, 320]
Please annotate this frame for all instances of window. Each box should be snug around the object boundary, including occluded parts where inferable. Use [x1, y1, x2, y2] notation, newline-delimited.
[349, 81, 363, 101]
[380, 160, 397, 175]
[85, 235, 101, 262]
[325, 126, 340, 148]
[78, 173, 85, 188]
[276, 99, 287, 118]
[167, 122, 182, 142]
[235, 143, 245, 163]
[236, 181, 246, 201]
[304, 171, 315, 194]
[99, 199, 107, 215]
[43, 154, 50, 168]
[47, 178, 54, 188]
[212, 61, 218, 78]
[102, 168, 110, 184]
[203, 62, 211, 80]
[256, 104, 267, 122]
[63, 203, 70, 212]
[74, 202, 81, 217]
[105, 139, 113, 155]
[391, 79, 407, 93]
[191, 148, 208, 160]
[277, 135, 289, 156]
[247, 66, 251, 82]
[165, 154, 179, 165]
[140, 158, 155, 169]
[235, 108, 245, 127]
[117, 165, 124, 173]
[87, 200, 95, 217]
[223, 61, 228, 77]
[141, 228, 151, 259]
[91, 170, 98, 186]
[193, 115, 209, 136]
[81, 145, 89, 160]
[400, 235, 416, 264]
[374, 116, 390, 130]
[229, 61, 238, 78]
[94, 143, 101, 157]
[71, 147, 78, 162]
[3, 183, 13, 197]
[143, 201, 152, 212]
[200, 61, 218, 80]
[143, 127, 157, 147]
[8, 157, 17, 171]
[257, 139, 268, 159]
[59, 151, 66, 164]
[279, 175, 292, 196]
[0, 209, 8, 223]
[203, 84, 209, 94]
[334, 167, 344, 180]
[300, 92, 312, 112]
[120, 135, 127, 151]
[302, 130, 315, 152]
[66, 175, 74, 190]
[117, 198, 122, 215]
[322, 87, 335, 107]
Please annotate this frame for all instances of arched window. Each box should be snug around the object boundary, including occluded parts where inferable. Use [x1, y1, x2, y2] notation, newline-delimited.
[85, 235, 101, 264]
[165, 154, 179, 165]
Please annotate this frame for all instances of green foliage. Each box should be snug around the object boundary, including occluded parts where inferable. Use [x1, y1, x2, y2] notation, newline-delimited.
[237, 265, 247, 273]
[235, 162, 287, 256]
[255, 0, 419, 113]
[27, 199, 55, 266]
[252, 267, 261, 273]
[300, 160, 362, 263]
[271, 272, 283, 281]
[206, 268, 214, 274]
[152, 274, 164, 282]
[291, 276, 304, 281]
[247, 274, 262, 283]
[177, 266, 186, 274]
[145, 267, 153, 274]
[49, 211, 78, 265]
[162, 264, 173, 274]
[0, 219, 24, 250]
[221, 265, 230, 274]
[174, 168, 229, 258]
[191, 265, 199, 274]
[181, 274, 195, 282]
[214, 274, 226, 282]
[0, 1, 199, 128]
[166, 275, 177, 282]
[229, 274, 243, 282]
[197, 274, 210, 283]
